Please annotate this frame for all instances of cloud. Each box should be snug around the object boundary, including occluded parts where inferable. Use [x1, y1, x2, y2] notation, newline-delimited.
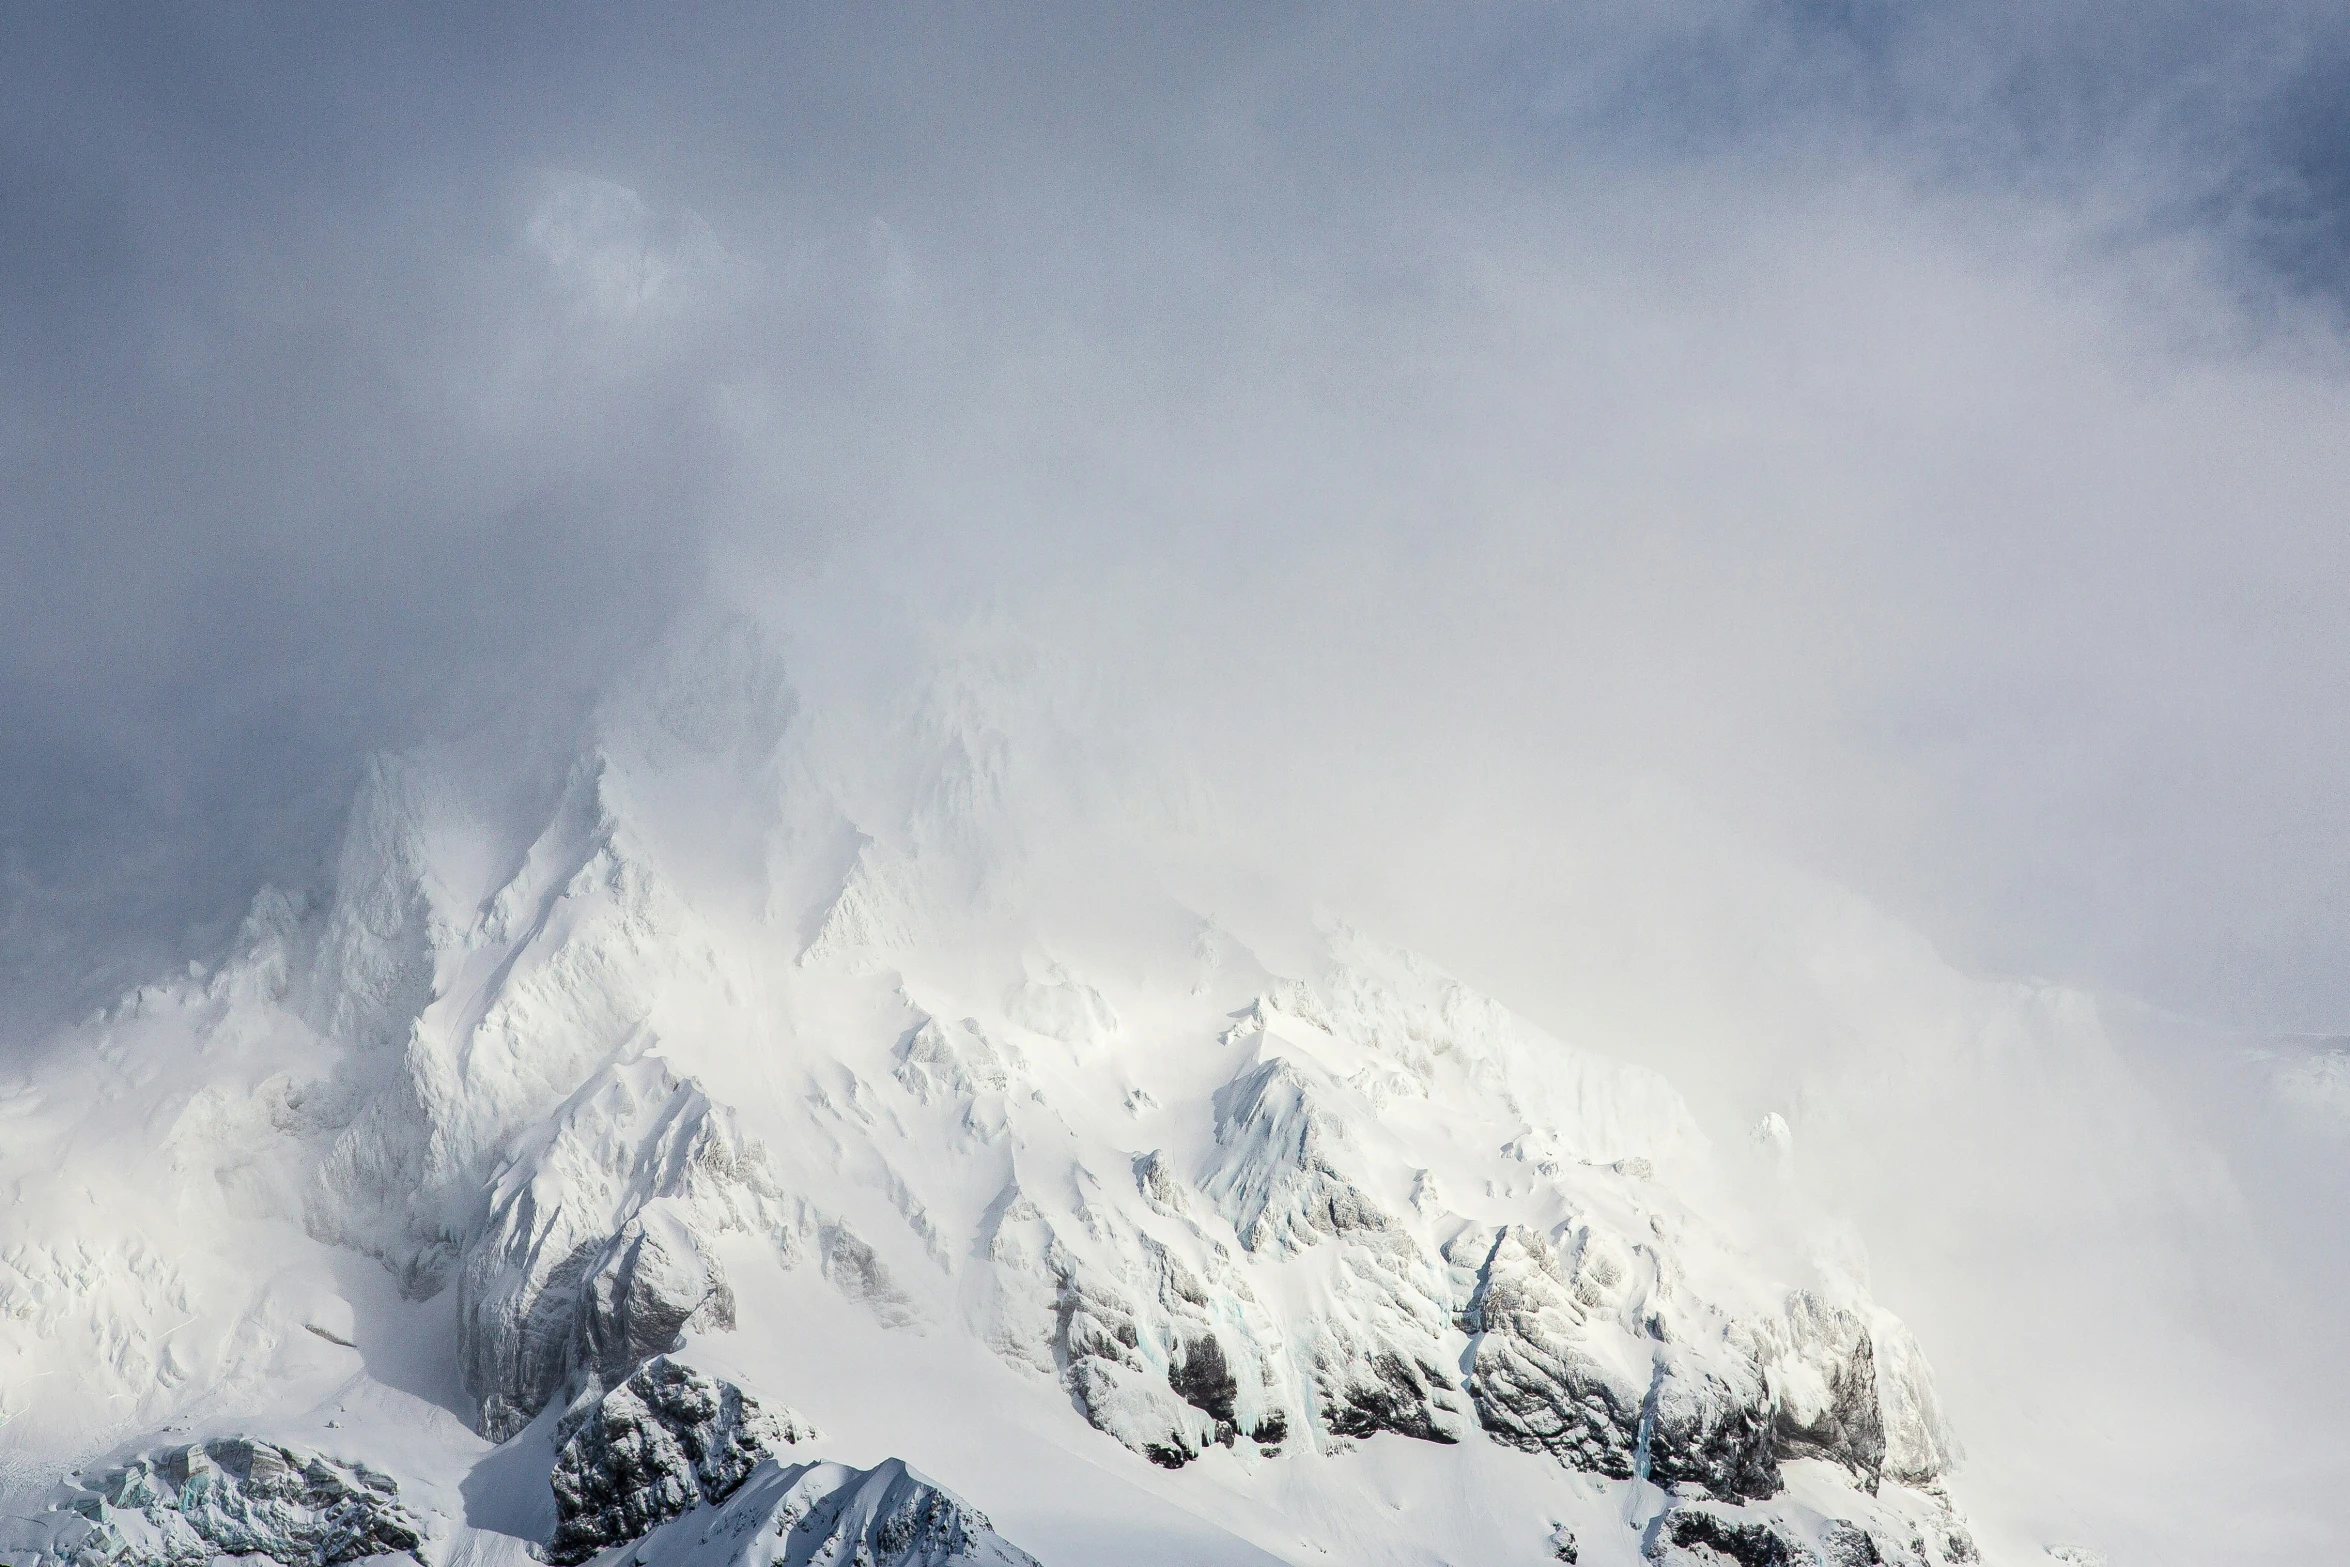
[525, 172, 748, 321]
[5, 0, 2350, 1044]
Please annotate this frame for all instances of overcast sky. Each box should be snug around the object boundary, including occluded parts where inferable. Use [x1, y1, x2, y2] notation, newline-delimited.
[8, 1, 2350, 1038]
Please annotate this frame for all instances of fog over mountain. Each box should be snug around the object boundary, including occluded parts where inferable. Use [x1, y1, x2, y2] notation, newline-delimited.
[7, 1, 2350, 1034]
[3, 7, 2349, 1566]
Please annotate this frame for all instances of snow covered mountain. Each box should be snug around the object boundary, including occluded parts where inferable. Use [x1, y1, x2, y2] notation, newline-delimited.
[0, 618, 2318, 1565]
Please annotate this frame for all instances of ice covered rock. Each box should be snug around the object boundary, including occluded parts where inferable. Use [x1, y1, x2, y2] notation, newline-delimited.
[1453, 1223, 1649, 1480]
[460, 1058, 798, 1440]
[1869, 1318, 1960, 1485]
[300, 755, 444, 1060]
[1642, 1504, 1939, 1567]
[0, 1439, 425, 1567]
[1816, 1520, 1890, 1567]
[978, 1175, 1292, 1468]
[0, 639, 1993, 1567]
[1195, 1047, 1469, 1449]
[1255, 930, 1705, 1162]
[1454, 1216, 1951, 1503]
[1763, 1294, 1887, 1486]
[549, 1357, 816, 1563]
[798, 840, 925, 973]
[586, 1457, 1038, 1567]
[303, 746, 747, 1301]
[1202, 1057, 1397, 1257]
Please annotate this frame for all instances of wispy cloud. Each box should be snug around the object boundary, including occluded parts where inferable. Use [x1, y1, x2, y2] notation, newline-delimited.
[5, 1, 2350, 1040]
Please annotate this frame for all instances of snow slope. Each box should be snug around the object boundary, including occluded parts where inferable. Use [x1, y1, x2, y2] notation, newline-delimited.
[0, 617, 2336, 1564]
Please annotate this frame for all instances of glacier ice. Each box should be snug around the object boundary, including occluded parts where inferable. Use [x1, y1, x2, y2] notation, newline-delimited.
[1, 1440, 424, 1567]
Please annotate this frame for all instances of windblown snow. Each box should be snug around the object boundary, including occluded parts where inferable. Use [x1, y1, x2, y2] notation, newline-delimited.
[0, 618, 2329, 1565]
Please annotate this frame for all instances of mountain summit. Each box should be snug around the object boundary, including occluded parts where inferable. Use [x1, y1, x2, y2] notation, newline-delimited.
[0, 618, 2185, 1566]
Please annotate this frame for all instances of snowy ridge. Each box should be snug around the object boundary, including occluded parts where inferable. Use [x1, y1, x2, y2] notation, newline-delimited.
[0, 621, 2030, 1564]
[590, 1457, 1037, 1567]
[460, 1058, 795, 1441]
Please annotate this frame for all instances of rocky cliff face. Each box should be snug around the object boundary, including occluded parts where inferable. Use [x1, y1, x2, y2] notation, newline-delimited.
[460, 1060, 800, 1442]
[550, 1358, 815, 1564]
[1452, 1224, 1918, 1502]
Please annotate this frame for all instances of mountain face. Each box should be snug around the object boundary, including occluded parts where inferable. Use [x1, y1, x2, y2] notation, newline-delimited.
[0, 619, 2115, 1566]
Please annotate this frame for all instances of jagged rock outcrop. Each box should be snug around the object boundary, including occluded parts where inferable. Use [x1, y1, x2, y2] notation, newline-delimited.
[593, 1457, 1039, 1567]
[2, 1440, 424, 1567]
[1454, 1223, 1647, 1479]
[549, 1357, 816, 1563]
[979, 1175, 1292, 1469]
[1453, 1218, 1951, 1505]
[1765, 1294, 1887, 1486]
[961, 949, 1956, 1505]
[1197, 1043, 1470, 1450]
[1648, 1506, 1814, 1567]
[1641, 1501, 1953, 1567]
[1316, 1344, 1465, 1445]
[459, 1057, 800, 1440]
[1202, 1057, 1397, 1257]
[1817, 1519, 1889, 1566]
[1453, 1219, 1778, 1499]
[1644, 1350, 1781, 1502]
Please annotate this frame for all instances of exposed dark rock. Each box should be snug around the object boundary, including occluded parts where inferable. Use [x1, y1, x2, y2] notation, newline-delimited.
[1460, 1227, 1620, 1469]
[548, 1357, 814, 1564]
[1043, 1235, 1292, 1469]
[1643, 1360, 1781, 1502]
[1818, 1520, 1886, 1566]
[1469, 1320, 1644, 1482]
[1649, 1507, 1816, 1567]
[1168, 1334, 1239, 1431]
[1323, 1351, 1462, 1444]
[1460, 1227, 1777, 1499]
